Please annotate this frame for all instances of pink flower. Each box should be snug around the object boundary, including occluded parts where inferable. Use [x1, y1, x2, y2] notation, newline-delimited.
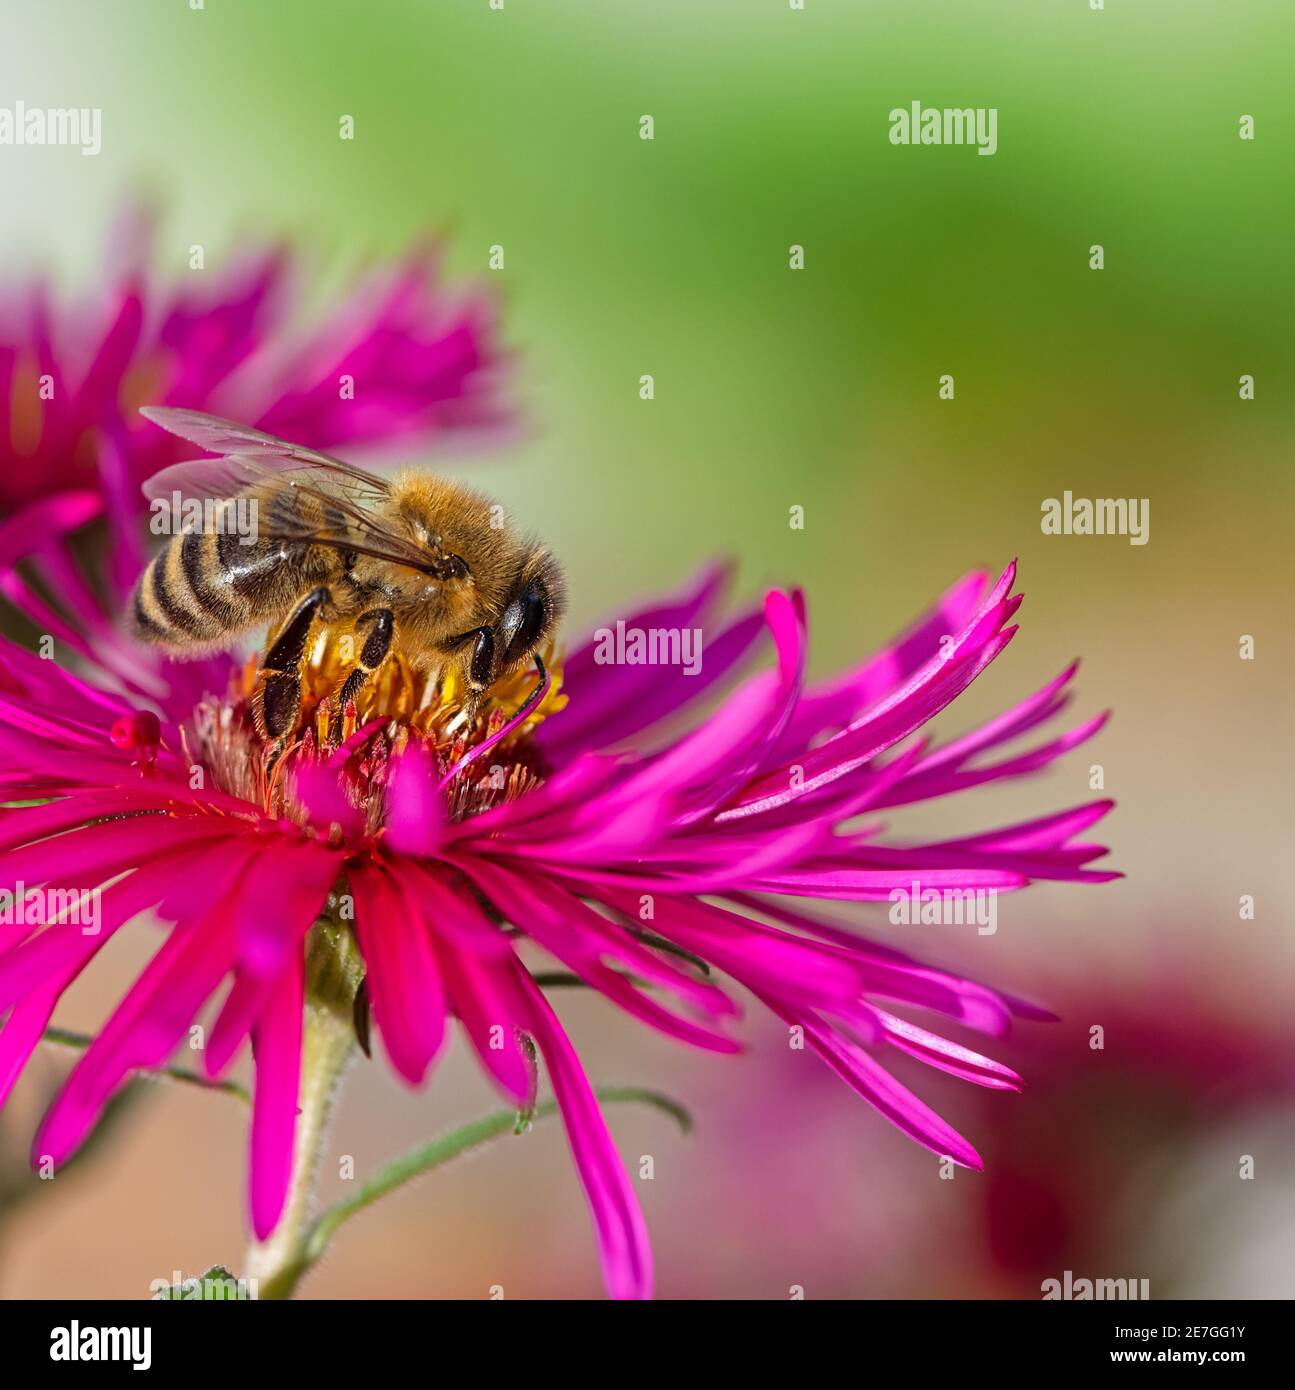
[0, 535, 1115, 1299]
[0, 211, 504, 591]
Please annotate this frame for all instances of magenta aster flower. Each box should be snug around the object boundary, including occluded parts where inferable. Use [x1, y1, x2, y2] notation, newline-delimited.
[0, 519, 1114, 1298]
[0, 211, 503, 591]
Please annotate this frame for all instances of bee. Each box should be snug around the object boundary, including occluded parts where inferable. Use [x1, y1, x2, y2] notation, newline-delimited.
[132, 408, 564, 743]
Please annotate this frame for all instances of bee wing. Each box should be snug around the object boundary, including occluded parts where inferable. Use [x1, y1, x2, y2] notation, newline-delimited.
[253, 470, 446, 574]
[140, 409, 445, 576]
[140, 407, 392, 492]
[140, 450, 316, 504]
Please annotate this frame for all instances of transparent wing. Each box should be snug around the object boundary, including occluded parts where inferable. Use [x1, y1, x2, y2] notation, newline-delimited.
[140, 409, 444, 575]
[255, 469, 442, 572]
[140, 407, 391, 493]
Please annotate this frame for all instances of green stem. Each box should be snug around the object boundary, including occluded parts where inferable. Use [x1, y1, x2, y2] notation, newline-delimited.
[242, 917, 363, 1301]
[243, 994, 356, 1300]
[300, 1087, 690, 1276]
[40, 1027, 249, 1103]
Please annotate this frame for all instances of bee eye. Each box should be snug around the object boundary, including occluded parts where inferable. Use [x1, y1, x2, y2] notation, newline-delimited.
[498, 584, 548, 668]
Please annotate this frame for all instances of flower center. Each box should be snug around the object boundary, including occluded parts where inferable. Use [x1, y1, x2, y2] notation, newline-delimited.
[185, 633, 566, 835]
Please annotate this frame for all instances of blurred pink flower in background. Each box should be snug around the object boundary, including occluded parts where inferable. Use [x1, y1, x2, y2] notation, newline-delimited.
[690, 967, 1292, 1298]
[0, 209, 505, 592]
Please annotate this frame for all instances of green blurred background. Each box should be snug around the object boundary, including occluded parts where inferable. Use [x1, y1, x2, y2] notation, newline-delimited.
[1, 0, 1291, 1298]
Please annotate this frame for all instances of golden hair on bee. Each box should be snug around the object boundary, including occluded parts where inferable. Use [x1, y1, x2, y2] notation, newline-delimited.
[132, 408, 565, 743]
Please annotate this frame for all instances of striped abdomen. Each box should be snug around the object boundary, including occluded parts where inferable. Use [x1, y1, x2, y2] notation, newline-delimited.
[132, 482, 337, 649]
[134, 479, 383, 652]
[133, 527, 276, 649]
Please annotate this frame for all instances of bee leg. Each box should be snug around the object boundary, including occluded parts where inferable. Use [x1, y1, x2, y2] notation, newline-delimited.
[469, 627, 497, 689]
[328, 608, 395, 742]
[456, 628, 497, 724]
[258, 586, 331, 742]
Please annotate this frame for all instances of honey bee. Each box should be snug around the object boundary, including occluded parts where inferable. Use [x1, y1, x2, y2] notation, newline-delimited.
[132, 408, 564, 743]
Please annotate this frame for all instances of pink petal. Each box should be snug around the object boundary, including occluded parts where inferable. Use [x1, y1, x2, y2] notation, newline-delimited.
[383, 741, 444, 857]
[233, 840, 340, 978]
[461, 859, 740, 1052]
[291, 762, 365, 839]
[0, 492, 102, 569]
[351, 862, 446, 1084]
[249, 948, 305, 1240]
[764, 997, 983, 1169]
[34, 882, 243, 1168]
[516, 966, 653, 1300]
[407, 873, 531, 1101]
[873, 1008, 1022, 1090]
[0, 985, 61, 1108]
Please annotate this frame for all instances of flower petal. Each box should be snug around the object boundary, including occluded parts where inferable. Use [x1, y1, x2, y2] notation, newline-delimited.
[351, 862, 446, 1084]
[249, 948, 305, 1240]
[516, 966, 653, 1300]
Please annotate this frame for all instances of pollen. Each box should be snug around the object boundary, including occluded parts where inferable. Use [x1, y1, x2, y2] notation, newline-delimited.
[206, 631, 567, 834]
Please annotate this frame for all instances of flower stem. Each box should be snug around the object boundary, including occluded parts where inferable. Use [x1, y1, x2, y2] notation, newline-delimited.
[299, 1088, 691, 1276]
[244, 918, 362, 1300]
[40, 1027, 250, 1103]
